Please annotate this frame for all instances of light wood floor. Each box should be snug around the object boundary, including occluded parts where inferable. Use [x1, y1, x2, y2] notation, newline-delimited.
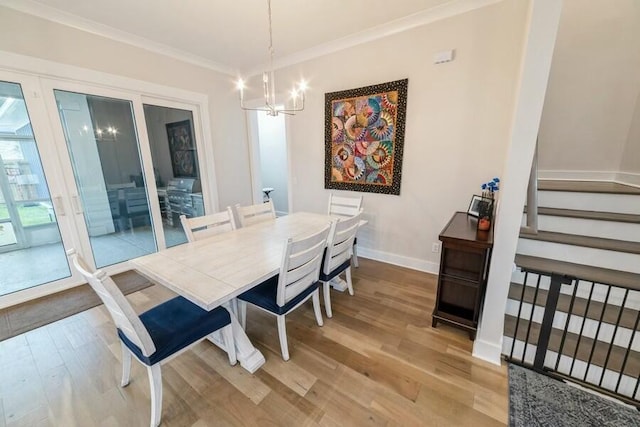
[0, 259, 508, 426]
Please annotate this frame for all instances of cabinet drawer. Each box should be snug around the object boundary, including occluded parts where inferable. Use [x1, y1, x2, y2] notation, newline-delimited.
[439, 276, 479, 313]
[441, 247, 484, 281]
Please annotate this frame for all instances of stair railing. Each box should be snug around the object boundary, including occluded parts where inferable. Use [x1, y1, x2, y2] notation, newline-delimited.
[504, 266, 640, 408]
[521, 140, 539, 234]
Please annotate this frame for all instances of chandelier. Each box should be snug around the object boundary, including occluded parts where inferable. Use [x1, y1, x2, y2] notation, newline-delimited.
[236, 0, 306, 116]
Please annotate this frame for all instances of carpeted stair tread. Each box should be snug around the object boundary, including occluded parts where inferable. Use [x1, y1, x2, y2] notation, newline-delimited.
[538, 180, 640, 195]
[523, 206, 640, 224]
[507, 282, 639, 330]
[515, 254, 640, 292]
[504, 315, 640, 377]
[519, 230, 640, 255]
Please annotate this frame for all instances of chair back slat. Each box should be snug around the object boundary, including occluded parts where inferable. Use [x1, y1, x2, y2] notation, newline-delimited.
[323, 211, 362, 275]
[180, 206, 236, 242]
[328, 194, 363, 218]
[67, 249, 156, 357]
[107, 190, 120, 217]
[277, 224, 331, 306]
[124, 188, 149, 215]
[236, 200, 276, 227]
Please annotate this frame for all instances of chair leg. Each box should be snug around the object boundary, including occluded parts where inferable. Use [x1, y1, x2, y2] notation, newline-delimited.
[121, 343, 132, 387]
[221, 324, 237, 366]
[147, 364, 162, 427]
[276, 315, 290, 361]
[312, 289, 324, 327]
[345, 266, 354, 296]
[323, 281, 333, 318]
[238, 299, 247, 330]
[353, 242, 359, 268]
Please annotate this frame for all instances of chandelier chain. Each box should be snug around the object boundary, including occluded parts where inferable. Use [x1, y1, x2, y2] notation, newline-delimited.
[236, 0, 306, 116]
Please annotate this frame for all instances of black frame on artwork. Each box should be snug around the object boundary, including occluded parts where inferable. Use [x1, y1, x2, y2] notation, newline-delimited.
[324, 79, 408, 195]
[166, 119, 197, 178]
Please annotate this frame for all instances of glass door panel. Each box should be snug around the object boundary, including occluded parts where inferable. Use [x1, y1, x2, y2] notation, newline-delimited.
[143, 104, 203, 247]
[0, 81, 71, 296]
[54, 90, 157, 268]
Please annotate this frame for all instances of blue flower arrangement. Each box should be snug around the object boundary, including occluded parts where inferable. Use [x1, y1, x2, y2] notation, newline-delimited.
[481, 177, 500, 199]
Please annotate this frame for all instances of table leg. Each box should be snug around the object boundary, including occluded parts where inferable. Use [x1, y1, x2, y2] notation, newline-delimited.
[208, 301, 265, 373]
[329, 277, 348, 292]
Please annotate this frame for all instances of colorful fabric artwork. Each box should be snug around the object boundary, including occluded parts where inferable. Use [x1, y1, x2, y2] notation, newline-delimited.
[324, 79, 407, 195]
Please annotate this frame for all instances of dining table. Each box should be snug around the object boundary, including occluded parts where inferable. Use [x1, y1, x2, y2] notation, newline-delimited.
[129, 211, 337, 373]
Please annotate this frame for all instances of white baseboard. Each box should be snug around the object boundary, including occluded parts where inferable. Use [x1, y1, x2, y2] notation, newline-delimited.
[615, 172, 640, 188]
[357, 247, 439, 275]
[472, 338, 503, 366]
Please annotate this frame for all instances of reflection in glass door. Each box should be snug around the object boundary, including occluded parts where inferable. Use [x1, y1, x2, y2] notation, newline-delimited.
[0, 81, 70, 296]
[143, 104, 204, 248]
[54, 90, 157, 268]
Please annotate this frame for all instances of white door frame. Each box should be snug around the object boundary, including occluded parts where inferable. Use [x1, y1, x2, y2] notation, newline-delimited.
[0, 70, 84, 308]
[0, 51, 217, 307]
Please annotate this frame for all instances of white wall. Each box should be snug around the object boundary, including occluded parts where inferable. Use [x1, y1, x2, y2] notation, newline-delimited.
[537, 0, 640, 174]
[257, 112, 289, 214]
[620, 91, 640, 177]
[257, 0, 529, 271]
[0, 6, 252, 210]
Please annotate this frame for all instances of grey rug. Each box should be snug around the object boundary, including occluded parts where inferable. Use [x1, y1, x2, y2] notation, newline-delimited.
[509, 364, 640, 427]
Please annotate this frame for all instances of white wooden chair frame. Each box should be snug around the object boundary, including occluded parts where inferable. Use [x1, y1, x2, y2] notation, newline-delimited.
[235, 199, 276, 227]
[238, 224, 331, 360]
[327, 193, 363, 267]
[320, 211, 362, 317]
[67, 249, 236, 427]
[180, 206, 236, 242]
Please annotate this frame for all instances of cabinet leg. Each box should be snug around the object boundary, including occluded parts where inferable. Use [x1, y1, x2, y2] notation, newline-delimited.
[431, 318, 437, 328]
[469, 331, 476, 340]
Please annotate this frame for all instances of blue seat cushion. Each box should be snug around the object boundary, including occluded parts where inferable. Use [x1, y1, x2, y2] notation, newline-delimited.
[118, 296, 231, 366]
[237, 275, 319, 315]
[319, 258, 351, 282]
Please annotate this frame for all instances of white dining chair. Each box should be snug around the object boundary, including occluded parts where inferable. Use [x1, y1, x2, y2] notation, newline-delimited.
[236, 224, 331, 361]
[327, 193, 363, 267]
[66, 249, 236, 427]
[235, 199, 276, 227]
[180, 206, 236, 242]
[319, 211, 362, 318]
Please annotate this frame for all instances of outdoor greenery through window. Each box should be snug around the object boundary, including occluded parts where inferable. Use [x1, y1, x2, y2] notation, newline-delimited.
[0, 138, 56, 227]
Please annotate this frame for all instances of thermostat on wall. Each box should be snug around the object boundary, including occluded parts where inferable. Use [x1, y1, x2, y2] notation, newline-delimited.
[433, 49, 455, 64]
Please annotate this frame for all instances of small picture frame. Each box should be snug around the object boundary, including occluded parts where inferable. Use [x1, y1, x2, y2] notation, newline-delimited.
[467, 195, 483, 217]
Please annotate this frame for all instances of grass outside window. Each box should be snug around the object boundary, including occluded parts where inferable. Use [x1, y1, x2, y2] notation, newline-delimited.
[0, 203, 55, 227]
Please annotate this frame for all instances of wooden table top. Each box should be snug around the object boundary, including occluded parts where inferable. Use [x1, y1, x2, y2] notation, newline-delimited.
[130, 212, 335, 311]
[439, 211, 493, 248]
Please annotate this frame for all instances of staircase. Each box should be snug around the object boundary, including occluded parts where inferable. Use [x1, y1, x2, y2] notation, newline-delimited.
[503, 180, 640, 406]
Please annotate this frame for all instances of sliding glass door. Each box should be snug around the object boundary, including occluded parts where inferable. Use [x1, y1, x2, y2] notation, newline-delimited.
[0, 72, 213, 301]
[52, 89, 159, 268]
[0, 79, 71, 296]
[142, 103, 206, 248]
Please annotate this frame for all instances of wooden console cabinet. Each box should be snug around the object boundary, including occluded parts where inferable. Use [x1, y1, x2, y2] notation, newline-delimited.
[432, 212, 493, 340]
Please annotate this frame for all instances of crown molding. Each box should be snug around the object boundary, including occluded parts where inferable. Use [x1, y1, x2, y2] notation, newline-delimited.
[0, 0, 238, 76]
[2, 0, 502, 78]
[244, 0, 504, 76]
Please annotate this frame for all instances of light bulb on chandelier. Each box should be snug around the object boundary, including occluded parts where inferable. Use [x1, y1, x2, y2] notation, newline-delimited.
[236, 0, 306, 116]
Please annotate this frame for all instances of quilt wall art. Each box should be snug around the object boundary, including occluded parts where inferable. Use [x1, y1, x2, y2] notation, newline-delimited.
[324, 79, 408, 195]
